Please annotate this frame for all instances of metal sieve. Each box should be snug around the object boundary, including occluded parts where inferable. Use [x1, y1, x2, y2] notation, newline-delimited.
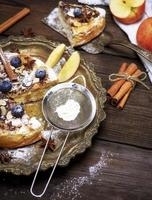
[30, 82, 96, 197]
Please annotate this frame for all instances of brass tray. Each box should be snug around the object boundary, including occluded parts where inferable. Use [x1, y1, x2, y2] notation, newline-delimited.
[0, 36, 106, 175]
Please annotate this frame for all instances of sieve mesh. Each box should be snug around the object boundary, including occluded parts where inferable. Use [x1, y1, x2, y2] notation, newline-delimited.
[42, 83, 96, 131]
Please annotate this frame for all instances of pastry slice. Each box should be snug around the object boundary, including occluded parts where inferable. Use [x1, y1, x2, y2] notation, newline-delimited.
[58, 1, 106, 47]
[1, 51, 59, 103]
[0, 99, 46, 149]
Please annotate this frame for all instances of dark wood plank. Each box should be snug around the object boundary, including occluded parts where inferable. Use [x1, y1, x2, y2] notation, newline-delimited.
[0, 0, 151, 148]
[79, 52, 152, 148]
[1, 1, 152, 200]
[0, 0, 68, 42]
[0, 140, 152, 200]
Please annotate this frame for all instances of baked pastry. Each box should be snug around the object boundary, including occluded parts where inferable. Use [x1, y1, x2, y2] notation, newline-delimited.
[0, 99, 46, 148]
[0, 51, 58, 148]
[0, 44, 80, 149]
[58, 1, 106, 47]
[5, 53, 58, 103]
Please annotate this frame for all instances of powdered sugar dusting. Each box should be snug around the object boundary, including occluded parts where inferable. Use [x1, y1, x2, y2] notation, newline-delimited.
[50, 151, 113, 200]
[51, 176, 90, 200]
[10, 146, 36, 164]
[89, 152, 107, 178]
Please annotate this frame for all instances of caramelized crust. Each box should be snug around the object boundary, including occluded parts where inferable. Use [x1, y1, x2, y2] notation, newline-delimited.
[58, 1, 106, 47]
[0, 129, 42, 149]
[10, 79, 58, 104]
[0, 101, 46, 149]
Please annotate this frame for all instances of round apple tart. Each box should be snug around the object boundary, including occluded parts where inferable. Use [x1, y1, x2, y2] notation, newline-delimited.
[0, 43, 80, 149]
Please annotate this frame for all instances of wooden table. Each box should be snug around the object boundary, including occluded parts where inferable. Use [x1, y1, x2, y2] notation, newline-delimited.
[0, 1, 152, 200]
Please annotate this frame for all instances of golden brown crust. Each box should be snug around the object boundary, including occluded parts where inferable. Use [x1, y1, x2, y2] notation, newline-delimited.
[0, 48, 59, 149]
[0, 130, 41, 149]
[0, 99, 46, 149]
[11, 79, 58, 103]
[58, 1, 106, 47]
[71, 17, 105, 47]
[0, 80, 57, 149]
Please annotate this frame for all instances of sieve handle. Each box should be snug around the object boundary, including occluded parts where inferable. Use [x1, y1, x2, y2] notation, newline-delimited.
[30, 128, 70, 198]
[69, 75, 86, 87]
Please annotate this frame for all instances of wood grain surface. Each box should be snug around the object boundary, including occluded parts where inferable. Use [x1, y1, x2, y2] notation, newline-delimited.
[0, 0, 152, 200]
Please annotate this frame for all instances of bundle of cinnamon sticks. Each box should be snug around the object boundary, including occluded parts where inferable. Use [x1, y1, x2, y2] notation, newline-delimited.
[107, 62, 148, 109]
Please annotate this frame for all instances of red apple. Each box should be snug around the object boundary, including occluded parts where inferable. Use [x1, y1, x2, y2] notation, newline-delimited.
[137, 17, 152, 52]
[110, 0, 145, 25]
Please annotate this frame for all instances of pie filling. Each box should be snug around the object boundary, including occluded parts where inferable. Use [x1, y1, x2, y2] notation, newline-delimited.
[0, 50, 66, 139]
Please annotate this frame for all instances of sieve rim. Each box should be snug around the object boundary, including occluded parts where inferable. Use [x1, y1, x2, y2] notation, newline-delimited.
[42, 82, 96, 132]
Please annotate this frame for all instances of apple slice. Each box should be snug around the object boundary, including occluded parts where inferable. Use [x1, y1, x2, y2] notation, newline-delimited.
[110, 0, 131, 18]
[45, 43, 66, 68]
[127, 0, 145, 7]
[58, 51, 80, 83]
[110, 0, 145, 25]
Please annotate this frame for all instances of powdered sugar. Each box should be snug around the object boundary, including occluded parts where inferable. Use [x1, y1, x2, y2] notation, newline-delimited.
[41, 128, 64, 151]
[89, 153, 107, 178]
[51, 176, 90, 200]
[50, 151, 113, 200]
[10, 146, 36, 163]
[55, 99, 80, 122]
[53, 57, 66, 74]
[45, 8, 59, 27]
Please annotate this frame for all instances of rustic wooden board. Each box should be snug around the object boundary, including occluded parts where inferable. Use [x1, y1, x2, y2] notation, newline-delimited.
[0, 0, 152, 199]
[0, 140, 152, 200]
[1, 0, 151, 148]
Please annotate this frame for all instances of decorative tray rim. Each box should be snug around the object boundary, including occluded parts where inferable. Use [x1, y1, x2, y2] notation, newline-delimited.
[0, 35, 106, 175]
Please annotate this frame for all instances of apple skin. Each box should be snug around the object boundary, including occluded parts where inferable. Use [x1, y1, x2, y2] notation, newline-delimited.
[113, 1, 145, 25]
[137, 17, 152, 52]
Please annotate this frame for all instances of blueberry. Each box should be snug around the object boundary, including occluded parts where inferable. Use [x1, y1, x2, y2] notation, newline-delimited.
[11, 104, 24, 118]
[73, 8, 82, 17]
[10, 56, 21, 68]
[0, 80, 12, 93]
[35, 69, 46, 80]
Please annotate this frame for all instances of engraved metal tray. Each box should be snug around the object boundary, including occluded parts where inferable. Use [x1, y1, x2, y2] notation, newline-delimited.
[0, 36, 106, 175]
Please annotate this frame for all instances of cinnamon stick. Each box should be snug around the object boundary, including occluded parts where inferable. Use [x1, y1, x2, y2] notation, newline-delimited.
[107, 62, 128, 101]
[112, 69, 142, 105]
[117, 88, 132, 109]
[0, 8, 30, 33]
[0, 48, 17, 81]
[107, 63, 138, 98]
[118, 62, 128, 73]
